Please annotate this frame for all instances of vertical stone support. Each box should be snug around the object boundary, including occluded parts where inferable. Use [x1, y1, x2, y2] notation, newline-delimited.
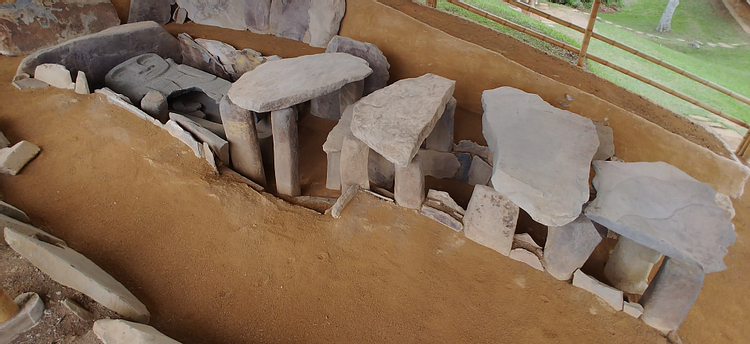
[604, 236, 663, 294]
[311, 80, 365, 120]
[220, 96, 266, 186]
[640, 257, 705, 333]
[394, 155, 425, 209]
[326, 151, 342, 190]
[543, 215, 603, 281]
[271, 107, 300, 197]
[368, 149, 395, 189]
[340, 134, 370, 191]
[463, 185, 519, 256]
[425, 97, 456, 152]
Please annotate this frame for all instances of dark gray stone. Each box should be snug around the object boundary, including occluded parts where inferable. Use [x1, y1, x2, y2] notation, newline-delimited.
[543, 215, 603, 281]
[128, 0, 173, 25]
[463, 185, 519, 256]
[640, 257, 705, 333]
[454, 152, 472, 183]
[425, 97, 456, 152]
[326, 36, 390, 95]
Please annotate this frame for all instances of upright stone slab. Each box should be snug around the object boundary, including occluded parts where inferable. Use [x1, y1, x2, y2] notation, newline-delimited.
[326, 35, 390, 95]
[326, 152, 342, 190]
[604, 236, 663, 294]
[640, 257, 705, 333]
[418, 149, 460, 179]
[34, 64, 73, 89]
[94, 319, 181, 344]
[463, 185, 519, 256]
[178, 33, 232, 80]
[425, 97, 456, 152]
[307, 0, 346, 47]
[394, 155, 425, 209]
[176, 0, 271, 32]
[0, 0, 120, 56]
[593, 122, 615, 160]
[482, 87, 599, 227]
[228, 53, 372, 112]
[543, 215, 603, 281]
[128, 0, 172, 24]
[351, 74, 456, 167]
[340, 134, 370, 192]
[170, 113, 230, 164]
[323, 105, 354, 190]
[585, 161, 736, 273]
[272, 107, 300, 197]
[269, 0, 311, 41]
[75, 71, 90, 94]
[219, 96, 265, 186]
[4, 228, 150, 323]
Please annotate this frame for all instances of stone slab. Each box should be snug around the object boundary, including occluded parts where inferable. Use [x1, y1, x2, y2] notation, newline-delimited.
[0, 0, 120, 56]
[34, 64, 73, 89]
[128, 0, 172, 25]
[0, 131, 7, 148]
[584, 161, 736, 273]
[12, 75, 49, 90]
[176, 0, 266, 31]
[454, 152, 472, 183]
[173, 7, 187, 24]
[0, 213, 66, 246]
[468, 155, 492, 186]
[17, 21, 181, 90]
[640, 257, 705, 333]
[418, 149, 460, 179]
[623, 301, 644, 318]
[463, 185, 519, 256]
[170, 113, 229, 164]
[228, 53, 372, 112]
[141, 90, 168, 123]
[307, 0, 346, 47]
[96, 88, 164, 129]
[421, 205, 462, 232]
[0, 141, 40, 176]
[164, 120, 204, 159]
[543, 215, 603, 281]
[63, 298, 95, 321]
[572, 269, 623, 311]
[426, 189, 465, 217]
[331, 185, 360, 219]
[0, 201, 30, 223]
[178, 33, 231, 80]
[509, 248, 544, 271]
[593, 122, 615, 160]
[0, 292, 44, 343]
[453, 140, 492, 165]
[94, 319, 181, 344]
[4, 227, 150, 323]
[352, 74, 455, 167]
[425, 97, 456, 153]
[482, 87, 599, 227]
[326, 35, 390, 95]
[394, 155, 424, 209]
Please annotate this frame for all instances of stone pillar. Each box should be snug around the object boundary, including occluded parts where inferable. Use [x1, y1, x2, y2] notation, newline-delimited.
[604, 236, 663, 294]
[368, 149, 395, 189]
[394, 155, 425, 209]
[220, 96, 266, 186]
[463, 185, 519, 256]
[339, 80, 365, 114]
[425, 97, 456, 152]
[640, 257, 705, 333]
[326, 151, 342, 190]
[543, 215, 603, 281]
[311, 80, 364, 120]
[271, 107, 300, 197]
[340, 134, 369, 191]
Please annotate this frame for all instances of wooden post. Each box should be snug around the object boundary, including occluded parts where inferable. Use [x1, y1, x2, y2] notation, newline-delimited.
[577, 0, 601, 67]
[0, 287, 19, 323]
[426, 0, 437, 7]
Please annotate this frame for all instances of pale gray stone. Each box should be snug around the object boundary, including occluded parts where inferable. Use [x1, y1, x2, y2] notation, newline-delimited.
[94, 319, 181, 344]
[482, 87, 599, 227]
[12, 75, 49, 90]
[176, 0, 267, 32]
[0, 131, 8, 148]
[75, 71, 90, 95]
[203, 142, 217, 172]
[331, 185, 360, 219]
[228, 53, 372, 112]
[326, 151, 342, 190]
[623, 301, 644, 319]
[640, 257, 705, 333]
[178, 33, 231, 80]
[196, 39, 264, 80]
[0, 213, 66, 246]
[0, 201, 30, 223]
[307, 0, 346, 47]
[425, 97, 456, 152]
[169, 113, 229, 164]
[272, 107, 300, 197]
[572, 269, 623, 311]
[5, 228, 150, 323]
[463, 185, 519, 256]
[141, 91, 169, 123]
[128, 0, 172, 25]
[326, 36, 390, 95]
[219, 97, 265, 186]
[468, 155, 492, 186]
[543, 215, 603, 281]
[426, 189, 465, 217]
[394, 155, 425, 209]
[34, 64, 73, 89]
[165, 120, 203, 158]
[340, 134, 370, 192]
[352, 74, 455, 167]
[418, 149, 460, 179]
[311, 80, 364, 120]
[184, 115, 225, 139]
[421, 205, 463, 232]
[593, 122, 615, 161]
[604, 236, 663, 294]
[0, 292, 44, 343]
[63, 298, 95, 321]
[322, 104, 354, 154]
[585, 161, 735, 273]
[715, 193, 735, 220]
[0, 141, 40, 176]
[17, 22, 182, 89]
[173, 7, 187, 24]
[368, 149, 395, 189]
[453, 140, 492, 165]
[96, 88, 163, 128]
[509, 248, 544, 271]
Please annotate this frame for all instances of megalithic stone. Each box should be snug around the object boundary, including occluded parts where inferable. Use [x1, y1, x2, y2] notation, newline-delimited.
[311, 80, 365, 120]
[394, 155, 425, 209]
[271, 107, 301, 197]
[220, 96, 266, 186]
[604, 236, 663, 294]
[425, 97, 456, 152]
[640, 257, 705, 333]
[543, 215, 603, 281]
[463, 185, 519, 256]
[340, 134, 370, 192]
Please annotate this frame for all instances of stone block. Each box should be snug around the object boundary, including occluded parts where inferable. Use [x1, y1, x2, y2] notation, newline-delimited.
[425, 189, 465, 218]
[311, 80, 364, 120]
[509, 248, 544, 271]
[75, 71, 90, 95]
[0, 292, 44, 343]
[468, 155, 492, 186]
[640, 257, 705, 333]
[604, 236, 663, 295]
[572, 269, 623, 311]
[12, 75, 49, 90]
[340, 134, 370, 192]
[307, 0, 346, 47]
[63, 298, 95, 321]
[128, 0, 173, 25]
[394, 155, 425, 209]
[326, 151, 342, 190]
[326, 36, 390, 95]
[34, 64, 74, 89]
[96, 88, 163, 129]
[453, 140, 492, 165]
[421, 205, 462, 232]
[543, 215, 603, 281]
[0, 201, 30, 223]
[94, 319, 181, 344]
[425, 97, 456, 152]
[463, 185, 519, 256]
[454, 152, 472, 183]
[418, 149, 460, 179]
[0, 213, 66, 246]
[593, 121, 615, 160]
[0, 141, 40, 176]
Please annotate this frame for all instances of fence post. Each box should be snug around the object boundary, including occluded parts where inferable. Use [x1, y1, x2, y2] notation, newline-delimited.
[426, 0, 437, 7]
[577, 0, 601, 67]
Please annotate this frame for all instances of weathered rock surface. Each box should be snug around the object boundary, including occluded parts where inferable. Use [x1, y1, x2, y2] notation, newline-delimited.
[0, 131, 8, 148]
[0, 200, 30, 223]
[463, 185, 519, 256]
[572, 269, 623, 311]
[229, 53, 371, 112]
[17, 22, 182, 89]
[173, 7, 187, 24]
[94, 319, 181, 344]
[425, 97, 456, 152]
[34, 64, 73, 89]
[585, 161, 736, 273]
[178, 33, 232, 80]
[640, 257, 705, 333]
[421, 205, 462, 232]
[0, 213, 66, 246]
[0, 292, 44, 343]
[418, 149, 460, 179]
[715, 193, 735, 220]
[468, 155, 492, 186]
[543, 215, 603, 281]
[425, 189, 465, 218]
[196, 39, 264, 80]
[604, 236, 663, 294]
[96, 88, 164, 129]
[75, 71, 90, 94]
[340, 134, 370, 191]
[170, 113, 229, 164]
[482, 87, 599, 227]
[509, 248, 544, 271]
[12, 74, 49, 90]
[453, 140, 492, 165]
[0, 0, 120, 56]
[165, 120, 203, 158]
[331, 185, 360, 219]
[63, 298, 95, 321]
[352, 74, 455, 167]
[141, 90, 169, 123]
[326, 36, 390, 95]
[128, 0, 173, 25]
[593, 122, 615, 160]
[0, 140, 40, 176]
[4, 228, 150, 323]
[454, 152, 472, 183]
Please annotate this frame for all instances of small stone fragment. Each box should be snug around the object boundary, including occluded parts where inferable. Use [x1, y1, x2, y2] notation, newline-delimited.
[426, 189, 465, 217]
[62, 299, 95, 321]
[0, 292, 44, 343]
[715, 193, 735, 220]
[468, 155, 492, 186]
[94, 319, 181, 344]
[178, 33, 231, 80]
[0, 141, 40, 176]
[306, 0, 346, 47]
[0, 201, 31, 223]
[463, 185, 519, 256]
[174, 7, 188, 24]
[453, 140, 492, 165]
[565, 94, 575, 101]
[164, 120, 204, 158]
[513, 233, 542, 254]
[623, 301, 644, 318]
[418, 149, 460, 179]
[667, 331, 684, 344]
[593, 122, 615, 161]
[12, 75, 49, 90]
[34, 64, 74, 89]
[421, 205, 462, 232]
[604, 236, 663, 295]
[141, 91, 169, 123]
[75, 71, 90, 95]
[509, 248, 544, 271]
[572, 269, 623, 311]
[331, 185, 360, 219]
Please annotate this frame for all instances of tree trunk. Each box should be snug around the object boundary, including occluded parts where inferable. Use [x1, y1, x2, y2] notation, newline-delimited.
[656, 0, 679, 32]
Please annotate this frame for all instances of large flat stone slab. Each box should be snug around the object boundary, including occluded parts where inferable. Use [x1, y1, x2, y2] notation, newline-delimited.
[482, 87, 599, 227]
[585, 161, 736, 273]
[228, 53, 372, 112]
[16, 21, 181, 89]
[4, 227, 150, 323]
[94, 319, 181, 344]
[351, 74, 455, 167]
[0, 0, 120, 56]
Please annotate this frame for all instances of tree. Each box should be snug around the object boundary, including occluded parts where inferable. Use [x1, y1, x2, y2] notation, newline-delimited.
[656, 0, 680, 32]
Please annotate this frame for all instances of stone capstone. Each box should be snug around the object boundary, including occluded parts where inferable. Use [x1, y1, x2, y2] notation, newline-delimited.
[584, 161, 736, 273]
[326, 36, 390, 95]
[94, 319, 181, 344]
[0, 140, 40, 176]
[351, 74, 456, 167]
[482, 87, 599, 227]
